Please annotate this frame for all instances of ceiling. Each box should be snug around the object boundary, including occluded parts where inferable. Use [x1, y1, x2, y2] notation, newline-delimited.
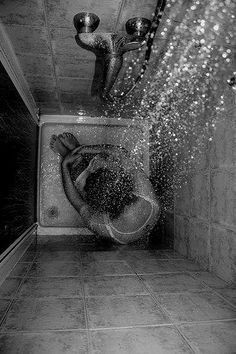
[0, 0, 166, 116]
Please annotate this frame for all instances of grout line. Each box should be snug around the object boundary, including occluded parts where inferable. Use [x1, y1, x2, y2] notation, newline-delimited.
[127, 264, 199, 354]
[1, 318, 236, 335]
[78, 253, 92, 354]
[114, 0, 126, 32]
[0, 261, 34, 329]
[42, 0, 63, 114]
[189, 273, 236, 309]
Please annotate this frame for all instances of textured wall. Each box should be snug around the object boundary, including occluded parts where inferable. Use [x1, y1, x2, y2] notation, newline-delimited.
[174, 99, 236, 282]
[0, 62, 38, 254]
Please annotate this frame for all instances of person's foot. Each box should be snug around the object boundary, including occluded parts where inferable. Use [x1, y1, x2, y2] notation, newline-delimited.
[58, 132, 79, 151]
[50, 134, 69, 157]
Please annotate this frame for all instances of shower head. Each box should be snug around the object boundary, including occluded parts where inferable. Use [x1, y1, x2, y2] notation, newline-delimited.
[73, 12, 100, 33]
[125, 17, 152, 39]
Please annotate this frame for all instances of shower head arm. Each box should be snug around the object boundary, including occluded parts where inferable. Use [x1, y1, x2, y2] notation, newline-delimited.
[121, 39, 146, 53]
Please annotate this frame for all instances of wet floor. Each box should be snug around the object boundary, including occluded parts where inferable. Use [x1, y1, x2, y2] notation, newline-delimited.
[0, 239, 235, 353]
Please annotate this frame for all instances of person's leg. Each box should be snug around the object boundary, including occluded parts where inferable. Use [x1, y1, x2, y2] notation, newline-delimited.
[50, 134, 70, 157]
[50, 132, 80, 157]
[58, 132, 80, 151]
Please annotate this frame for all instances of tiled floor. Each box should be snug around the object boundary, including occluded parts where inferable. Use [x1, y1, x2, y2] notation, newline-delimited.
[0, 240, 235, 353]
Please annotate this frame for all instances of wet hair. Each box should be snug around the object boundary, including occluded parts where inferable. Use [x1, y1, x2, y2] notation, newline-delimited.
[84, 167, 137, 219]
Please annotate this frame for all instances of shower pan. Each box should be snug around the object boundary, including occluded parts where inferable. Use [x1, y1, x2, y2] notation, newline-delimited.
[38, 115, 149, 236]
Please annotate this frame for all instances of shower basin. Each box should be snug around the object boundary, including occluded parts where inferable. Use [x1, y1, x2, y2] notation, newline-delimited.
[38, 115, 149, 236]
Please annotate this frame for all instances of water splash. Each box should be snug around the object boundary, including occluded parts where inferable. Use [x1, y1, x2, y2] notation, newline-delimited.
[101, 0, 236, 214]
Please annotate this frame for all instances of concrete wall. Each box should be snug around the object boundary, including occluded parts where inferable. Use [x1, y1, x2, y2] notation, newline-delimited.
[174, 101, 236, 283]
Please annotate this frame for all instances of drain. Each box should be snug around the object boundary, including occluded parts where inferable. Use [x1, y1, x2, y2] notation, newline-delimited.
[46, 206, 59, 219]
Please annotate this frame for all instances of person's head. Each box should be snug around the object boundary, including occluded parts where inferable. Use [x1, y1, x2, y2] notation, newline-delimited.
[83, 167, 136, 219]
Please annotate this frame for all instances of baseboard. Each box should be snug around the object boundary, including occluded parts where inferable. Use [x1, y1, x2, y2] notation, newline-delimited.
[0, 224, 37, 286]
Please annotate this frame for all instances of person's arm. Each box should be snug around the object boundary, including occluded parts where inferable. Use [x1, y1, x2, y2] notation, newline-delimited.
[61, 153, 89, 215]
[71, 144, 130, 158]
[133, 170, 158, 201]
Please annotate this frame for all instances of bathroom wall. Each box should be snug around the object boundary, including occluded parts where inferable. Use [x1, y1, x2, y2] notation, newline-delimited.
[174, 95, 236, 282]
[0, 62, 38, 254]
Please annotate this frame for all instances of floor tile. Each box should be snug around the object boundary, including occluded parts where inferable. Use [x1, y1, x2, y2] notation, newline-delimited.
[162, 250, 186, 259]
[82, 261, 134, 276]
[0, 278, 23, 298]
[1, 298, 86, 331]
[0, 330, 88, 353]
[81, 251, 123, 262]
[86, 295, 170, 328]
[141, 273, 208, 294]
[84, 275, 148, 297]
[215, 288, 236, 306]
[178, 320, 236, 354]
[34, 251, 81, 263]
[17, 277, 83, 298]
[19, 251, 37, 262]
[126, 259, 173, 274]
[27, 262, 81, 277]
[90, 326, 192, 354]
[127, 259, 201, 274]
[156, 291, 236, 322]
[192, 272, 230, 289]
[0, 299, 11, 322]
[119, 250, 171, 261]
[8, 263, 30, 277]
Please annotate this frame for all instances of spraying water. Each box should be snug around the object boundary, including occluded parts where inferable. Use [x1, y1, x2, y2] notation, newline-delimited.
[100, 0, 235, 214]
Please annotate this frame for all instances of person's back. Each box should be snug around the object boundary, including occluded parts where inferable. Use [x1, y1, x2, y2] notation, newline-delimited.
[50, 132, 160, 244]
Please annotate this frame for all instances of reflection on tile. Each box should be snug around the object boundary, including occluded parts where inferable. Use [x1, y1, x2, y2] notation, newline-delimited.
[90, 326, 192, 354]
[17, 54, 54, 76]
[17, 277, 83, 298]
[116, 0, 157, 31]
[189, 172, 209, 220]
[55, 56, 96, 78]
[175, 183, 191, 216]
[84, 276, 148, 297]
[188, 219, 209, 270]
[121, 250, 172, 261]
[8, 263, 30, 277]
[210, 225, 236, 283]
[32, 89, 58, 102]
[0, 300, 11, 322]
[19, 251, 37, 262]
[86, 295, 170, 328]
[2, 298, 86, 331]
[4, 25, 50, 55]
[0, 0, 45, 26]
[34, 251, 81, 263]
[162, 250, 186, 259]
[210, 169, 236, 226]
[58, 78, 91, 93]
[157, 291, 236, 322]
[46, 0, 122, 31]
[0, 278, 22, 299]
[0, 331, 88, 354]
[26, 75, 57, 92]
[215, 288, 236, 306]
[141, 273, 207, 294]
[27, 262, 81, 277]
[35, 101, 61, 114]
[81, 251, 123, 263]
[174, 215, 190, 257]
[179, 321, 236, 354]
[210, 113, 236, 169]
[50, 28, 94, 58]
[192, 272, 229, 289]
[82, 261, 134, 276]
[128, 259, 201, 274]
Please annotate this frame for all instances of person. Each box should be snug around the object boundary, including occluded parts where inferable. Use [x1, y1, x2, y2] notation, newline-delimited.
[50, 132, 160, 244]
